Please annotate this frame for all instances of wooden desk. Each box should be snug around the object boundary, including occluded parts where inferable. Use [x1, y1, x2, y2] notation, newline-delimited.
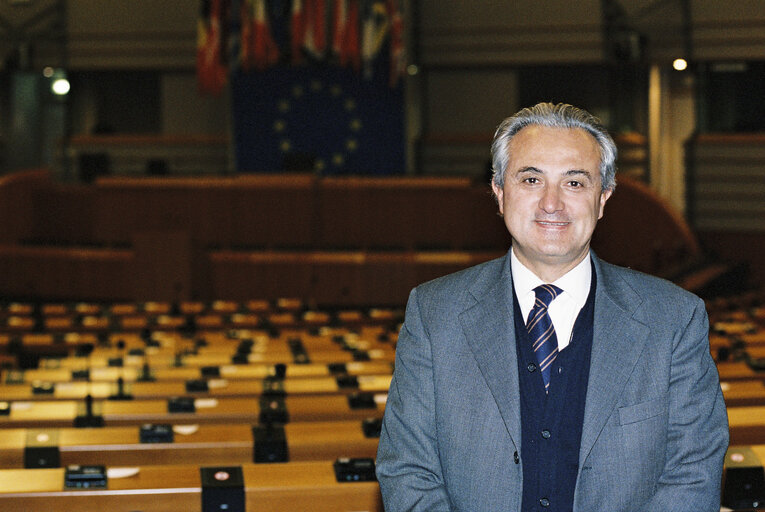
[2, 361, 394, 384]
[43, 348, 396, 369]
[721, 380, 765, 407]
[0, 419, 380, 467]
[728, 406, 765, 445]
[0, 374, 393, 401]
[718, 362, 765, 382]
[0, 394, 387, 429]
[0, 461, 382, 511]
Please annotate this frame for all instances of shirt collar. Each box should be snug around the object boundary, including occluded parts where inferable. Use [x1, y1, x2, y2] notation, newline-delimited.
[510, 248, 592, 308]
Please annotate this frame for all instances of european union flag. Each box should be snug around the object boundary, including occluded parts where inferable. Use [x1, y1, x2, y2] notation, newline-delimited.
[231, 63, 405, 175]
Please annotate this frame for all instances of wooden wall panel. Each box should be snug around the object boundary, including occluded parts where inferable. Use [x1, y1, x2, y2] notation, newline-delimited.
[30, 185, 97, 245]
[209, 252, 315, 301]
[688, 134, 765, 232]
[0, 170, 46, 245]
[318, 176, 482, 250]
[228, 175, 316, 249]
[0, 170, 708, 304]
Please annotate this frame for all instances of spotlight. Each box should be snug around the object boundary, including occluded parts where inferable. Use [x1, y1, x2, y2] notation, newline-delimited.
[51, 78, 70, 95]
[673, 58, 688, 71]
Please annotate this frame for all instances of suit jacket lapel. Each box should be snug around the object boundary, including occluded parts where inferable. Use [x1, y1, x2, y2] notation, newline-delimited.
[459, 253, 522, 448]
[579, 256, 651, 465]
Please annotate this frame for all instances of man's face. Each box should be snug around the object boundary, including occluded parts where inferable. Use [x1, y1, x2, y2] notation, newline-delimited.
[492, 125, 612, 280]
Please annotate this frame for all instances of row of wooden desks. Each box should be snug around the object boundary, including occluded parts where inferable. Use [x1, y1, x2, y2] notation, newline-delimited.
[0, 298, 400, 317]
[0, 299, 402, 323]
[718, 362, 765, 382]
[0, 460, 382, 512]
[3, 326, 397, 355]
[2, 393, 765, 446]
[0, 313, 389, 334]
[0, 307, 402, 333]
[0, 374, 393, 401]
[727, 406, 765, 445]
[1, 370, 763, 409]
[5, 329, 397, 371]
[23, 335, 397, 371]
[0, 299, 304, 315]
[39, 331, 397, 363]
[0, 419, 381, 468]
[711, 331, 765, 351]
[721, 380, 765, 407]
[2, 361, 394, 383]
[0, 444, 763, 512]
[39, 348, 395, 370]
[0, 393, 387, 429]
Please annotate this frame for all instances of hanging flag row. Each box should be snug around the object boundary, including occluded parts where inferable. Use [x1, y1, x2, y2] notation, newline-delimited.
[197, 0, 406, 94]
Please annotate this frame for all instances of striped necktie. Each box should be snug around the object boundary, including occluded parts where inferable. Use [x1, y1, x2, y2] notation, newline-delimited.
[526, 284, 562, 393]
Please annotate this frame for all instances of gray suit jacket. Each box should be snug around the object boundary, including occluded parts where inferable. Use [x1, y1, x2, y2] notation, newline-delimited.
[376, 252, 729, 511]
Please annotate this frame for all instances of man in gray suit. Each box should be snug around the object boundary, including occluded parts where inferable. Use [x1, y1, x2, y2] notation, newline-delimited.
[376, 103, 729, 511]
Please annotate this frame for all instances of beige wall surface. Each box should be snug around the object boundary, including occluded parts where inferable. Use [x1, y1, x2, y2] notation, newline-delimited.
[45, 1, 765, 70]
[67, 0, 196, 70]
[2, 0, 761, 195]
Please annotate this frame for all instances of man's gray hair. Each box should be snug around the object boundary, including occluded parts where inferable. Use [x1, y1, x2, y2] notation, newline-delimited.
[490, 102, 617, 196]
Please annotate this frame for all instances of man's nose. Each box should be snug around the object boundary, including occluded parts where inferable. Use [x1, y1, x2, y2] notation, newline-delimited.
[539, 185, 563, 214]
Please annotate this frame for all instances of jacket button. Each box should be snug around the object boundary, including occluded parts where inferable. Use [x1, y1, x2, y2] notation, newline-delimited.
[539, 497, 550, 507]
[513, 451, 519, 464]
[527, 363, 536, 372]
[541, 429, 551, 439]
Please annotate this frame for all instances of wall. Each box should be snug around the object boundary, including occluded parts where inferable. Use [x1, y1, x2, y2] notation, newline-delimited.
[67, 0, 196, 70]
[2, 1, 763, 190]
[687, 134, 765, 232]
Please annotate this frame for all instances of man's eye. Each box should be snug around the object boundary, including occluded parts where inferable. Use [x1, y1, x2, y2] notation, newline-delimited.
[523, 177, 539, 184]
[568, 180, 582, 187]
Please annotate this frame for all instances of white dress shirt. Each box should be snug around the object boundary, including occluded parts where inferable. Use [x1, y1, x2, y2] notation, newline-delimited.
[511, 249, 592, 351]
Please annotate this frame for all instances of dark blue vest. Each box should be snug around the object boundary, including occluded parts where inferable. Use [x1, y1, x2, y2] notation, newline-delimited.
[513, 269, 596, 512]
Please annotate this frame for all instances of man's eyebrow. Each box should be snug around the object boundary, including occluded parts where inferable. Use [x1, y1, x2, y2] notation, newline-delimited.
[515, 167, 594, 178]
[565, 169, 594, 179]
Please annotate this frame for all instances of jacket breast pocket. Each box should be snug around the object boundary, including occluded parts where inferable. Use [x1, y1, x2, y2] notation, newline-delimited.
[618, 395, 667, 425]
[617, 395, 668, 486]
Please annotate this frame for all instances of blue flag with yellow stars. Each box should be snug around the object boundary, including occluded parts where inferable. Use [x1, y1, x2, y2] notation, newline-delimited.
[231, 62, 405, 175]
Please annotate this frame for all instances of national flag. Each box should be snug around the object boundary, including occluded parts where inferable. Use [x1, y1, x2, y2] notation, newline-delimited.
[303, 0, 327, 59]
[197, 0, 230, 95]
[241, 0, 280, 70]
[331, 0, 347, 57]
[291, 0, 305, 63]
[344, 0, 361, 70]
[361, 0, 389, 79]
[387, 0, 404, 86]
[332, 0, 360, 71]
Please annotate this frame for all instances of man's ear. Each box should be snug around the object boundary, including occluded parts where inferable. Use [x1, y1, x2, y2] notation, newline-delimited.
[597, 188, 613, 219]
[492, 182, 504, 216]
